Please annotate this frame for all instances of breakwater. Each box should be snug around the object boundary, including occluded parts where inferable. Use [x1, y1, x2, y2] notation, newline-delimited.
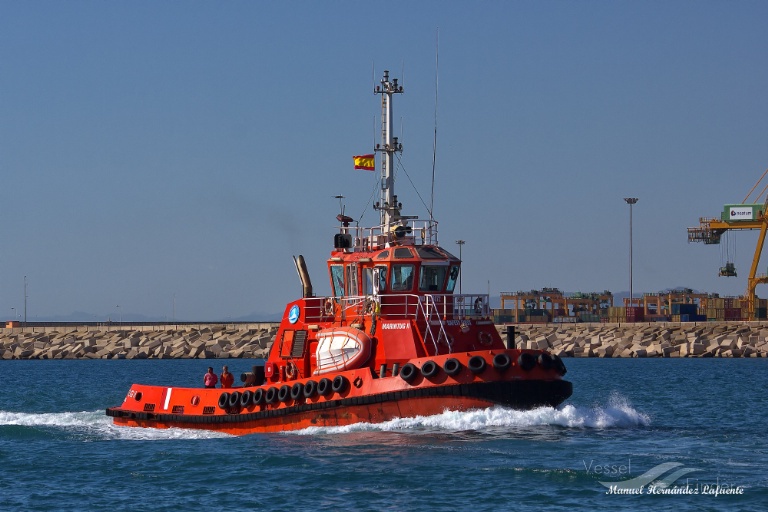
[1, 322, 767, 360]
[508, 322, 768, 357]
[0, 323, 279, 360]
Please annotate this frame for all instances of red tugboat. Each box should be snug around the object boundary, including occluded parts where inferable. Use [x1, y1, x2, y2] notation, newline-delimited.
[107, 71, 572, 435]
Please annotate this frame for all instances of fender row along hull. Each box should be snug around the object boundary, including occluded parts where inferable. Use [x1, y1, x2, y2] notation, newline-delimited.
[107, 70, 572, 435]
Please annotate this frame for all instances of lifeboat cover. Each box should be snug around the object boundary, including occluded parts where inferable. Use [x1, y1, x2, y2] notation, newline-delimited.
[314, 326, 372, 375]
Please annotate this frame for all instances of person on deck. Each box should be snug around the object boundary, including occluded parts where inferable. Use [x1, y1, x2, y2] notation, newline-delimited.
[220, 365, 234, 389]
[203, 367, 218, 388]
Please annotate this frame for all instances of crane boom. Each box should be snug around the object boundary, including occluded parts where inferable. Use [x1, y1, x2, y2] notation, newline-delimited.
[687, 171, 768, 320]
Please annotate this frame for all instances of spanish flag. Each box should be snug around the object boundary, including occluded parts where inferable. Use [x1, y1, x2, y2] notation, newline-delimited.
[353, 154, 375, 171]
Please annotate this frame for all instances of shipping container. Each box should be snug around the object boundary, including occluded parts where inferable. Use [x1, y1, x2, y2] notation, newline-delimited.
[626, 307, 645, 322]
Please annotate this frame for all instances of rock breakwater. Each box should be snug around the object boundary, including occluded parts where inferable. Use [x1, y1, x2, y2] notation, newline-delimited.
[505, 322, 768, 357]
[2, 322, 767, 360]
[0, 324, 279, 360]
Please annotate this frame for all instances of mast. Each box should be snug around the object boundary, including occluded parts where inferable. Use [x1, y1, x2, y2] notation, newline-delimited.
[374, 70, 404, 230]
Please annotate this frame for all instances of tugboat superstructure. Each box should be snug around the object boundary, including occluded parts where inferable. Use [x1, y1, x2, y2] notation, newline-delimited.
[107, 71, 572, 435]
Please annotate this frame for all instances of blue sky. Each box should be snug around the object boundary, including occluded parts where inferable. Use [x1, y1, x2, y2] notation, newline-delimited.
[2, 1, 768, 321]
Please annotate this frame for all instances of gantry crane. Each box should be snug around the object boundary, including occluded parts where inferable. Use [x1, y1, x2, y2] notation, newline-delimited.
[687, 170, 768, 320]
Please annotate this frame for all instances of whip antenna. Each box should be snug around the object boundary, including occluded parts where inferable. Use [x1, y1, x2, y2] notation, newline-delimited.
[430, 28, 439, 221]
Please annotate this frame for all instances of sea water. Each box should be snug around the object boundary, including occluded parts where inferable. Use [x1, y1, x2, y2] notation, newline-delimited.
[0, 358, 766, 511]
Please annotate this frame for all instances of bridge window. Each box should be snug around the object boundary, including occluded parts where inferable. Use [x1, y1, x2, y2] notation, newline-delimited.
[391, 264, 414, 291]
[419, 265, 448, 292]
[446, 265, 459, 292]
[331, 265, 344, 297]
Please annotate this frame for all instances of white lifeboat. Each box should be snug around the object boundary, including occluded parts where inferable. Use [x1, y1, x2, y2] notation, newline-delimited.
[314, 326, 372, 375]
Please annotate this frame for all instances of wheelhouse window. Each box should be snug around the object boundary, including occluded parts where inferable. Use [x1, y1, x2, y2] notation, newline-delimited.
[391, 264, 414, 291]
[330, 265, 344, 297]
[362, 267, 374, 296]
[346, 264, 359, 296]
[419, 265, 448, 292]
[446, 265, 460, 292]
[375, 265, 387, 294]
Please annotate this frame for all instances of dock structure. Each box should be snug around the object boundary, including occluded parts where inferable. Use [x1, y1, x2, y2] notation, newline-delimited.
[498, 288, 613, 323]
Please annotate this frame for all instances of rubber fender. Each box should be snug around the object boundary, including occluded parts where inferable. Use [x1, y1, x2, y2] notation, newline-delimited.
[240, 390, 253, 408]
[303, 380, 318, 398]
[443, 358, 462, 376]
[518, 352, 536, 372]
[228, 391, 241, 408]
[420, 360, 439, 378]
[538, 352, 554, 370]
[265, 387, 278, 404]
[331, 375, 349, 394]
[252, 388, 265, 405]
[492, 353, 511, 372]
[468, 355, 487, 374]
[278, 385, 291, 402]
[317, 378, 332, 396]
[399, 363, 418, 383]
[290, 382, 304, 401]
[217, 392, 230, 409]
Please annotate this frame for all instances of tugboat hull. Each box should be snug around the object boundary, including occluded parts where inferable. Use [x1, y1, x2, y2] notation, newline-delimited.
[107, 350, 572, 435]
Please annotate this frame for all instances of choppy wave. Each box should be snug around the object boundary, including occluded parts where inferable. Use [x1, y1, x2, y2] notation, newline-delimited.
[0, 410, 230, 440]
[292, 393, 651, 435]
[0, 393, 649, 440]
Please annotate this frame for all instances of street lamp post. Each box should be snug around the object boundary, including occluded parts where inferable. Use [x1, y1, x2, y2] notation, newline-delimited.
[623, 198, 639, 308]
[456, 240, 465, 294]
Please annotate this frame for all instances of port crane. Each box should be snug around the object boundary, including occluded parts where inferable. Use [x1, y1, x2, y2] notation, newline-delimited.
[687, 170, 768, 320]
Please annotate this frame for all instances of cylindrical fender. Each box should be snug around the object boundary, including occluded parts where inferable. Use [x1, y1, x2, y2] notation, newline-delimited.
[420, 360, 439, 379]
[468, 355, 487, 374]
[228, 391, 241, 408]
[291, 382, 304, 401]
[331, 375, 348, 394]
[518, 352, 536, 372]
[443, 358, 462, 376]
[303, 380, 318, 398]
[493, 353, 511, 372]
[317, 378, 332, 396]
[278, 385, 291, 402]
[399, 363, 418, 383]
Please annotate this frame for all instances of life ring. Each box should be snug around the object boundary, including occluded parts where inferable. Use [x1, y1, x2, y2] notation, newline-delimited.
[443, 358, 462, 376]
[399, 363, 418, 383]
[217, 392, 230, 409]
[332, 375, 349, 394]
[228, 391, 241, 408]
[286, 362, 297, 379]
[493, 353, 511, 372]
[468, 355, 487, 374]
[278, 385, 291, 402]
[303, 380, 318, 398]
[324, 298, 335, 316]
[317, 378, 332, 396]
[240, 390, 253, 408]
[478, 331, 493, 346]
[420, 360, 439, 379]
[290, 382, 304, 401]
